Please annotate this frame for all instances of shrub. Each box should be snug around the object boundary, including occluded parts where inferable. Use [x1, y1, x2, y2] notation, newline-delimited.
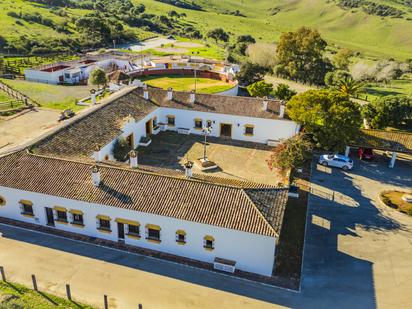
[112, 137, 132, 161]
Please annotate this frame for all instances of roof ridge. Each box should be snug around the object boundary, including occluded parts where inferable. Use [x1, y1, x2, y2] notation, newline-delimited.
[362, 128, 412, 136]
[241, 189, 279, 237]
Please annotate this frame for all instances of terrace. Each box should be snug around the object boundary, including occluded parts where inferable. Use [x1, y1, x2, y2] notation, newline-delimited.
[137, 131, 282, 186]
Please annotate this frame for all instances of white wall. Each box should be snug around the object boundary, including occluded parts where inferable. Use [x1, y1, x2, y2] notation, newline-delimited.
[0, 186, 276, 276]
[24, 69, 64, 84]
[215, 84, 239, 96]
[159, 107, 299, 143]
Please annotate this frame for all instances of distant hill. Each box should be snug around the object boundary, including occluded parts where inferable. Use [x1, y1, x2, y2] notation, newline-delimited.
[0, 0, 411, 60]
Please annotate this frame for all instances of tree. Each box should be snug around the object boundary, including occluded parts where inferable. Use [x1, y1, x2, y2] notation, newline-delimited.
[274, 27, 332, 85]
[246, 43, 277, 69]
[267, 134, 313, 172]
[236, 35, 255, 44]
[272, 83, 297, 101]
[89, 68, 108, 89]
[247, 81, 273, 97]
[324, 70, 351, 87]
[333, 48, 353, 70]
[235, 62, 267, 86]
[287, 90, 362, 151]
[361, 96, 412, 129]
[206, 28, 229, 42]
[334, 76, 364, 97]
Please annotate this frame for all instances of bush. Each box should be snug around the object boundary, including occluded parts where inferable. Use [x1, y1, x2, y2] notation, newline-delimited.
[112, 137, 132, 161]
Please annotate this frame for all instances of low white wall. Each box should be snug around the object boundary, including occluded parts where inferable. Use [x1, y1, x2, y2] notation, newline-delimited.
[24, 69, 62, 84]
[0, 186, 276, 276]
[215, 84, 238, 96]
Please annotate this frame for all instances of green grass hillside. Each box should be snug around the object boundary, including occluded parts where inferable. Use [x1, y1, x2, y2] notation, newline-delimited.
[0, 0, 411, 60]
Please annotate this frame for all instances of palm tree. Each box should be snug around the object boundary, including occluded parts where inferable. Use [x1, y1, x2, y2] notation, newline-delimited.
[334, 76, 364, 97]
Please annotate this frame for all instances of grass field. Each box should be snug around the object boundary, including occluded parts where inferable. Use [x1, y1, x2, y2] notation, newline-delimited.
[361, 74, 412, 102]
[0, 280, 94, 308]
[1, 0, 412, 61]
[140, 74, 236, 94]
[0, 79, 92, 111]
[0, 90, 12, 102]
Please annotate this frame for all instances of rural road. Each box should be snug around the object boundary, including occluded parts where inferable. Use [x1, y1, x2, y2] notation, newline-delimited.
[120, 37, 176, 52]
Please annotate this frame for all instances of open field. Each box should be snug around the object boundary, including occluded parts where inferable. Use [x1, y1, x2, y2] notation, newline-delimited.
[0, 79, 92, 111]
[140, 74, 235, 94]
[0, 280, 94, 309]
[1, 0, 412, 60]
[0, 90, 12, 103]
[361, 74, 412, 102]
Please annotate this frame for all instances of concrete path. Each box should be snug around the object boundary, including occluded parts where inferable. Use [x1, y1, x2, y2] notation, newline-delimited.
[0, 156, 411, 308]
[119, 37, 176, 52]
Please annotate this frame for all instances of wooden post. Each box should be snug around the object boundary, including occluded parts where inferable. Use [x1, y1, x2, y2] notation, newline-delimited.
[66, 284, 72, 301]
[104, 294, 108, 309]
[31, 274, 38, 291]
[0, 266, 6, 281]
[138, 304, 143, 309]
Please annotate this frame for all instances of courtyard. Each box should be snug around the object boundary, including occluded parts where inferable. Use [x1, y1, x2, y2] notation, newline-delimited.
[137, 131, 282, 185]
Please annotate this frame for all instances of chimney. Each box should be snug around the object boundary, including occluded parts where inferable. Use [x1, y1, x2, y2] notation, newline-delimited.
[129, 150, 138, 168]
[167, 87, 173, 100]
[189, 89, 196, 104]
[262, 96, 268, 111]
[90, 89, 97, 105]
[184, 161, 193, 178]
[93, 144, 101, 162]
[91, 165, 101, 187]
[143, 84, 149, 100]
[279, 101, 286, 118]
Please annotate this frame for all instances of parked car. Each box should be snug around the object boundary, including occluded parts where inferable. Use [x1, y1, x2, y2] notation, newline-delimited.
[319, 154, 353, 171]
[358, 147, 374, 160]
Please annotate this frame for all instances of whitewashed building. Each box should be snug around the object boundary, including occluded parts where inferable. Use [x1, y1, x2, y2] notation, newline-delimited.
[0, 86, 297, 277]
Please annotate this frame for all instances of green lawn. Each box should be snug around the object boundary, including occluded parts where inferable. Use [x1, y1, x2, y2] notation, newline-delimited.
[0, 280, 94, 308]
[0, 90, 12, 102]
[360, 74, 412, 102]
[0, 79, 93, 111]
[140, 74, 235, 94]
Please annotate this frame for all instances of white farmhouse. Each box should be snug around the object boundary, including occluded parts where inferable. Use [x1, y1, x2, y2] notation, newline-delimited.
[0, 86, 298, 277]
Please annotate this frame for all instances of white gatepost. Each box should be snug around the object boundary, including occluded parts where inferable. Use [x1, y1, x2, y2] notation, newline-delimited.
[345, 146, 350, 157]
[389, 152, 397, 168]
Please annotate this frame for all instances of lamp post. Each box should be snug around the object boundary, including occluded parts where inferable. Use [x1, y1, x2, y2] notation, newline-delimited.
[201, 125, 212, 161]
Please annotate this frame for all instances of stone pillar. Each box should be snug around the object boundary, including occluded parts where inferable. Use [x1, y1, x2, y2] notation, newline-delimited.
[262, 97, 268, 111]
[389, 152, 397, 168]
[129, 150, 138, 168]
[279, 102, 286, 118]
[345, 146, 350, 157]
[90, 89, 97, 105]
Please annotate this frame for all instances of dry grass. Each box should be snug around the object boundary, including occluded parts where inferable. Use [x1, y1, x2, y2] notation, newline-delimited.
[381, 190, 412, 215]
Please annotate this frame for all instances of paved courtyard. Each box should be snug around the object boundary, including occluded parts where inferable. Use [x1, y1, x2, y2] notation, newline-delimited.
[138, 131, 281, 185]
[0, 155, 411, 308]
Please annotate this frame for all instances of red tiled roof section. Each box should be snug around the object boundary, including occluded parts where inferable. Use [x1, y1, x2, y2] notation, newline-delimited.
[351, 129, 412, 154]
[0, 152, 285, 237]
[139, 88, 283, 119]
[33, 90, 158, 158]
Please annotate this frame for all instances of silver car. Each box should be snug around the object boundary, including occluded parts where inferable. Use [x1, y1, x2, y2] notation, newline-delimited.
[319, 154, 353, 171]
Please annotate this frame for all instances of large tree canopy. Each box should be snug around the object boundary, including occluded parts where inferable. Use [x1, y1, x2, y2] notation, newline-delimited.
[287, 90, 362, 151]
[362, 96, 412, 129]
[275, 27, 332, 85]
[235, 62, 267, 86]
[246, 80, 273, 97]
[206, 28, 229, 42]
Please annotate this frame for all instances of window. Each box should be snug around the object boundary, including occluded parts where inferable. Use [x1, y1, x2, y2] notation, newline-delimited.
[153, 117, 158, 128]
[167, 115, 175, 126]
[128, 224, 140, 236]
[204, 235, 215, 251]
[96, 215, 111, 232]
[0, 196, 5, 206]
[244, 125, 254, 136]
[176, 230, 186, 244]
[56, 210, 67, 222]
[146, 224, 161, 243]
[72, 214, 84, 225]
[194, 118, 203, 129]
[65, 73, 70, 78]
[99, 219, 111, 230]
[206, 120, 212, 128]
[20, 200, 34, 216]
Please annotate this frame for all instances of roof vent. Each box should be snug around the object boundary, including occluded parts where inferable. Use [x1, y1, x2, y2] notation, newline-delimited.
[184, 161, 194, 178]
[262, 97, 268, 111]
[279, 101, 286, 118]
[189, 89, 195, 104]
[143, 84, 149, 100]
[167, 87, 173, 101]
[91, 165, 101, 187]
[93, 144, 101, 162]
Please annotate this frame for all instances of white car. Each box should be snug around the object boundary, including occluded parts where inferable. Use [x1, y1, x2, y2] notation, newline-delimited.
[319, 154, 353, 171]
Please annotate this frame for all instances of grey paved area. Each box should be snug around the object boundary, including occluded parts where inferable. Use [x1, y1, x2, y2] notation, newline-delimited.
[0, 155, 411, 308]
[0, 108, 60, 152]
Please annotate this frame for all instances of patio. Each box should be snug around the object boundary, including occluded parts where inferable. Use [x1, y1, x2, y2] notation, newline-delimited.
[137, 131, 281, 185]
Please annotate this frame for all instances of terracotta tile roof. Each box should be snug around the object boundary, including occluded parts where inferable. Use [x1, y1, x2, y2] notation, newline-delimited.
[32, 90, 158, 158]
[351, 129, 412, 154]
[0, 152, 288, 237]
[138, 88, 283, 119]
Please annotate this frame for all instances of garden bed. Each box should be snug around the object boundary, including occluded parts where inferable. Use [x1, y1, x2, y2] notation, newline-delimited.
[380, 190, 412, 215]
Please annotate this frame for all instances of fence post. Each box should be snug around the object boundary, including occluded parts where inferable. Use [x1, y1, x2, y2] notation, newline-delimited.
[31, 274, 38, 291]
[104, 294, 108, 309]
[66, 284, 72, 301]
[0, 266, 6, 281]
[138, 304, 143, 309]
